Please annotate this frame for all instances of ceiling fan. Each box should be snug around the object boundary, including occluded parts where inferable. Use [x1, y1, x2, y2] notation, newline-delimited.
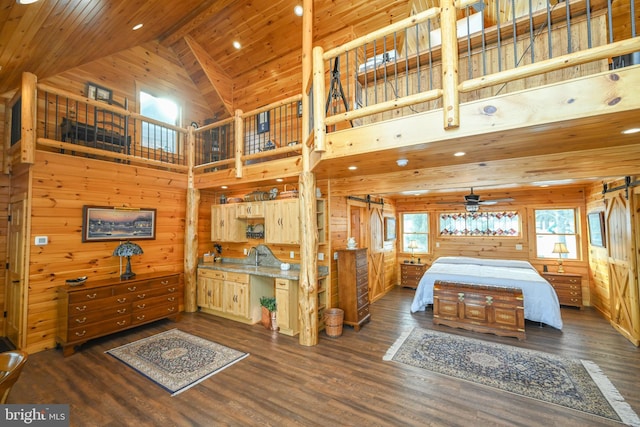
[437, 188, 514, 212]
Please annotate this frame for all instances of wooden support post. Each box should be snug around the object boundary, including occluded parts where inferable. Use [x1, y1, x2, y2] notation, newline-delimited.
[441, 0, 460, 129]
[298, 0, 319, 346]
[21, 72, 37, 164]
[184, 126, 199, 313]
[312, 46, 326, 152]
[298, 171, 318, 346]
[234, 109, 244, 178]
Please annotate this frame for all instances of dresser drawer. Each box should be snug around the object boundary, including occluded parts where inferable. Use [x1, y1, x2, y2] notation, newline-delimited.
[69, 294, 131, 313]
[68, 315, 131, 341]
[131, 301, 180, 324]
[68, 305, 131, 327]
[68, 287, 114, 303]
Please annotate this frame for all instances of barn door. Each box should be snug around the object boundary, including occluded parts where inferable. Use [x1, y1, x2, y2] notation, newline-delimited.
[368, 207, 385, 302]
[605, 192, 640, 345]
[5, 199, 27, 347]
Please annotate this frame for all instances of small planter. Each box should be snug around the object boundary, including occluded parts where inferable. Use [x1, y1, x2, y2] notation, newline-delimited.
[261, 306, 272, 329]
[260, 296, 277, 330]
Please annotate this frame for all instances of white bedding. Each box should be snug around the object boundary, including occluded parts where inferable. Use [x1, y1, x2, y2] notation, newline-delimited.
[410, 256, 563, 329]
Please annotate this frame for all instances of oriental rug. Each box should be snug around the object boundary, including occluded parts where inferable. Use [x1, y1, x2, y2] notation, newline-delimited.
[384, 327, 640, 426]
[107, 329, 248, 396]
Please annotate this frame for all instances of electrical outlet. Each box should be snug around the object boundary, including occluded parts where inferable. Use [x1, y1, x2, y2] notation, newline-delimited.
[243, 248, 248, 255]
[35, 236, 48, 246]
[318, 252, 324, 261]
[290, 251, 295, 259]
[436, 242, 440, 248]
[334, 252, 338, 260]
[515, 244, 523, 250]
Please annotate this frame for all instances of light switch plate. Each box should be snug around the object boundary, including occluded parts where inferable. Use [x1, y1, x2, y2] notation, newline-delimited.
[35, 236, 48, 246]
[290, 251, 295, 259]
[318, 252, 324, 261]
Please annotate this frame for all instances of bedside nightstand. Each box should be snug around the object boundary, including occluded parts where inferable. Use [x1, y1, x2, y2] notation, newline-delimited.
[400, 263, 426, 289]
[541, 272, 582, 308]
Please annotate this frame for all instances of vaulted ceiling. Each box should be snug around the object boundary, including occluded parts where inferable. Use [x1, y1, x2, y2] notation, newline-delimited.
[0, 0, 416, 118]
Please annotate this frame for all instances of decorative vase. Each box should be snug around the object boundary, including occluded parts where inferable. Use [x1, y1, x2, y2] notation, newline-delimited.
[270, 311, 279, 331]
[261, 306, 271, 329]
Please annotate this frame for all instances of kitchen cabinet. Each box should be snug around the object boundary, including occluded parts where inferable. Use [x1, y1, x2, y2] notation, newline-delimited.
[265, 199, 300, 244]
[275, 278, 299, 336]
[236, 201, 265, 218]
[197, 269, 223, 311]
[211, 204, 247, 242]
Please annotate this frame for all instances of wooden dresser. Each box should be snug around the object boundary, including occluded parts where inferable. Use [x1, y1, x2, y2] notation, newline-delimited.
[337, 248, 370, 331]
[57, 272, 182, 356]
[433, 280, 525, 340]
[400, 263, 426, 289]
[541, 272, 582, 308]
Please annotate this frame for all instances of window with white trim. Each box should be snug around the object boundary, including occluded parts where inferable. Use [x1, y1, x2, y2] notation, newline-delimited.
[139, 90, 180, 153]
[402, 213, 429, 254]
[534, 208, 578, 259]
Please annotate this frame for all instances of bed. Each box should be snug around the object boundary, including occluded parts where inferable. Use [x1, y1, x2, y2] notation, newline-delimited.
[410, 256, 563, 329]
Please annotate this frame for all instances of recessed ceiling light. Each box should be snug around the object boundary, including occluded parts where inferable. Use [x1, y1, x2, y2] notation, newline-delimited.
[276, 178, 284, 182]
[16, 0, 39, 4]
[396, 159, 408, 167]
[221, 185, 228, 189]
[132, 23, 143, 31]
[233, 41, 241, 49]
[294, 5, 303, 16]
[454, 151, 466, 157]
[348, 165, 358, 171]
[622, 127, 640, 134]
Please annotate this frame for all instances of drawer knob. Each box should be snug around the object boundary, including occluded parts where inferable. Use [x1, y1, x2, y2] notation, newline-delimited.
[86, 293, 97, 299]
[137, 294, 146, 299]
[75, 305, 87, 312]
[117, 298, 127, 304]
[136, 315, 145, 321]
[75, 330, 86, 337]
[117, 320, 127, 326]
[161, 280, 169, 285]
[117, 309, 127, 314]
[127, 286, 137, 291]
[75, 317, 87, 324]
[137, 304, 146, 309]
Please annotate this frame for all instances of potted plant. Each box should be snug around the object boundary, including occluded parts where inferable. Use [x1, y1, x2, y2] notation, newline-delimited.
[259, 296, 278, 331]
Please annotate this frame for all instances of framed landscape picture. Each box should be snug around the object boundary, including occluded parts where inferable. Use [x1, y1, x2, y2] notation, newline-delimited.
[82, 206, 156, 242]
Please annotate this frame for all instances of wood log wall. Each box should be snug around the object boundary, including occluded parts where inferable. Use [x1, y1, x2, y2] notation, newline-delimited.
[25, 151, 187, 353]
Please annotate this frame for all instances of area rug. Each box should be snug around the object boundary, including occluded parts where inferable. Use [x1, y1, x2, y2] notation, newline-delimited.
[384, 327, 640, 426]
[106, 329, 249, 396]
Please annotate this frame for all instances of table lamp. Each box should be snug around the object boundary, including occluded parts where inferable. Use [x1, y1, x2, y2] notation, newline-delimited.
[408, 240, 419, 264]
[552, 242, 569, 273]
[113, 241, 143, 280]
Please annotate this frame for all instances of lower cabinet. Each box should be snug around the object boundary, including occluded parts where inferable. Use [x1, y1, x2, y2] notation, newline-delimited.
[197, 268, 271, 325]
[275, 278, 299, 336]
[57, 272, 182, 356]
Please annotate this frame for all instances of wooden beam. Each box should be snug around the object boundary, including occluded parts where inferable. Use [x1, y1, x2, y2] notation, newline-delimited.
[234, 109, 244, 179]
[440, 0, 460, 129]
[312, 47, 326, 152]
[21, 72, 37, 164]
[184, 127, 198, 313]
[184, 36, 234, 117]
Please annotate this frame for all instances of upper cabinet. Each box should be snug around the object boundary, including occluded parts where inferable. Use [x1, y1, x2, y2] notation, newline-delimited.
[236, 201, 264, 219]
[211, 205, 247, 242]
[265, 199, 300, 245]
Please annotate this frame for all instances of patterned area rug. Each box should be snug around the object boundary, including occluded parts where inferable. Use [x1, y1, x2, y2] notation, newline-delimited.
[107, 329, 249, 396]
[384, 327, 640, 426]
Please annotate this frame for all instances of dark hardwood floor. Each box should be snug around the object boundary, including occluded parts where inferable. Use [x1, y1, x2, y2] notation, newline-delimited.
[12, 287, 640, 426]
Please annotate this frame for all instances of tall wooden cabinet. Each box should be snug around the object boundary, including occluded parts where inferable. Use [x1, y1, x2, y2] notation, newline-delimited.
[337, 248, 370, 331]
[265, 199, 300, 244]
[211, 204, 246, 242]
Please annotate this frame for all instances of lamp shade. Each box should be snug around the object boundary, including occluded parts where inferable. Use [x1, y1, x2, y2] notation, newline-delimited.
[465, 203, 479, 213]
[552, 242, 569, 255]
[407, 240, 419, 249]
[113, 241, 144, 257]
[113, 241, 143, 280]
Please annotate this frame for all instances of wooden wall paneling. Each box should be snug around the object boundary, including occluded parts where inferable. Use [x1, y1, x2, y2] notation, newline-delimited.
[0, 173, 9, 333]
[25, 151, 187, 353]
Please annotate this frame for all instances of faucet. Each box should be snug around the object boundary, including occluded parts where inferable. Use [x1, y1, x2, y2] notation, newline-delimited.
[248, 246, 261, 266]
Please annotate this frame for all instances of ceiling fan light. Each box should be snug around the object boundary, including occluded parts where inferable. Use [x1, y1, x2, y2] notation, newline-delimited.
[465, 204, 479, 213]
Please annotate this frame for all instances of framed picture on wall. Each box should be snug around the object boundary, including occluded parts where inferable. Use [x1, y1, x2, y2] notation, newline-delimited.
[86, 82, 113, 103]
[82, 206, 156, 242]
[587, 211, 606, 247]
[384, 217, 396, 241]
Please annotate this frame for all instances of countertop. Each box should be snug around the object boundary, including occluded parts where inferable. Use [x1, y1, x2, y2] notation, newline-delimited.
[198, 261, 328, 281]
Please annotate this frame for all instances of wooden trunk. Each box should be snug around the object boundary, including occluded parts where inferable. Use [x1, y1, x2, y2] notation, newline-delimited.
[433, 280, 525, 340]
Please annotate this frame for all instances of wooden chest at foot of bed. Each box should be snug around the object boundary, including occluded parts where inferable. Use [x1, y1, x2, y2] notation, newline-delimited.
[433, 280, 525, 340]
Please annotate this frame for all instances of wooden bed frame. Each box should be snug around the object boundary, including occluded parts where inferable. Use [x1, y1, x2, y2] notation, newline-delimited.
[433, 280, 526, 340]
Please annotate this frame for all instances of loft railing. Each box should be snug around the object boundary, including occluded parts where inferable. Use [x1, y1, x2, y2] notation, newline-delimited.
[311, 0, 640, 151]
